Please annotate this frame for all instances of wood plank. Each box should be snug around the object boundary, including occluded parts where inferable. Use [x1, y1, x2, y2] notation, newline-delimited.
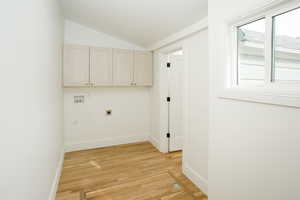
[56, 142, 207, 200]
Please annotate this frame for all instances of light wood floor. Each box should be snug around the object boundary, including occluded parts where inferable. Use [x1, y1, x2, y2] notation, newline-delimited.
[56, 142, 208, 200]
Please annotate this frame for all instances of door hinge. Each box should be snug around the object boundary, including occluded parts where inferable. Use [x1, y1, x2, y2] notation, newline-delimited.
[166, 97, 171, 102]
[166, 133, 170, 138]
[167, 62, 171, 68]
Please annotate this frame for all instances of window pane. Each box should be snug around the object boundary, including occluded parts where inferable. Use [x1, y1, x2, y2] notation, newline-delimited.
[273, 7, 300, 81]
[237, 18, 266, 86]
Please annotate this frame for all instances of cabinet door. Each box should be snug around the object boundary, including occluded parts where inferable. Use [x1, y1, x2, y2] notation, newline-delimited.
[113, 49, 134, 86]
[134, 51, 153, 86]
[90, 47, 113, 86]
[63, 45, 90, 87]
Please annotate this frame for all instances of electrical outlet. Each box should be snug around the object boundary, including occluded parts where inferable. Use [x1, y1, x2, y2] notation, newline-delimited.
[74, 96, 84, 104]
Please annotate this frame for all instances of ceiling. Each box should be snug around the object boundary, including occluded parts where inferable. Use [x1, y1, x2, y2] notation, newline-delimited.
[61, 0, 208, 48]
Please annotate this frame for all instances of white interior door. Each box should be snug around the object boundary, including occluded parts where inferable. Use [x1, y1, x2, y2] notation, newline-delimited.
[168, 53, 184, 152]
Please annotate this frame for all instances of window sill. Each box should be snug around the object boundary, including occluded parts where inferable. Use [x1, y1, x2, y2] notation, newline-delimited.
[218, 87, 300, 108]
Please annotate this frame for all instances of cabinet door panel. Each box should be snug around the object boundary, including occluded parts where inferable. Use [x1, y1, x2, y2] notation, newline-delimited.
[63, 45, 90, 87]
[90, 47, 113, 86]
[134, 51, 153, 86]
[113, 49, 134, 86]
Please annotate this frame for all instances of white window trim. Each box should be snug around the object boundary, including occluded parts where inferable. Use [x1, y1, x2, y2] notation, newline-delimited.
[219, 0, 300, 108]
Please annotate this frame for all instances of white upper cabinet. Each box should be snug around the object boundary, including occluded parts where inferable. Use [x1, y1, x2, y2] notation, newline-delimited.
[134, 51, 153, 86]
[90, 47, 113, 86]
[63, 45, 90, 87]
[63, 45, 153, 87]
[113, 49, 134, 86]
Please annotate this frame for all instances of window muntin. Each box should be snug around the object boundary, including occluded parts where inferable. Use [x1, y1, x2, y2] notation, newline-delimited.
[272, 7, 300, 82]
[237, 18, 266, 86]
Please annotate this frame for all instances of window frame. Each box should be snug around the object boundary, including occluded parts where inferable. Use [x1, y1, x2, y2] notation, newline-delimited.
[230, 1, 300, 88]
[220, 0, 300, 108]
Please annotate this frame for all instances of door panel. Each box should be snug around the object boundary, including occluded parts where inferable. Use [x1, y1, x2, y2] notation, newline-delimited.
[134, 51, 153, 86]
[90, 47, 113, 86]
[113, 49, 134, 86]
[169, 54, 184, 152]
[63, 45, 90, 87]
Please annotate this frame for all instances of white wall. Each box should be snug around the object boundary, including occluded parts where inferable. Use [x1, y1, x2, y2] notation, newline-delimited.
[150, 29, 209, 194]
[64, 20, 145, 50]
[182, 30, 209, 195]
[63, 21, 151, 152]
[0, 1, 64, 200]
[209, 0, 300, 199]
[149, 52, 164, 149]
[64, 88, 151, 152]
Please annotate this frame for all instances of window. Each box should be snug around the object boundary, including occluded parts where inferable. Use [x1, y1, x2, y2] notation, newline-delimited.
[237, 18, 266, 86]
[232, 2, 300, 88]
[272, 7, 300, 81]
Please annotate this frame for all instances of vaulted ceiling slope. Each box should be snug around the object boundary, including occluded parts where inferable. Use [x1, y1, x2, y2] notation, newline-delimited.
[61, 0, 208, 48]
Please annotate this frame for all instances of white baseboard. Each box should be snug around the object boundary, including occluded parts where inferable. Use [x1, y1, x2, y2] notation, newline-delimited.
[65, 135, 148, 152]
[182, 164, 208, 195]
[149, 135, 160, 151]
[48, 150, 65, 200]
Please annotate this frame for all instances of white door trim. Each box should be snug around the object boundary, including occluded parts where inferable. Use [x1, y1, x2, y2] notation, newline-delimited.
[156, 41, 188, 153]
